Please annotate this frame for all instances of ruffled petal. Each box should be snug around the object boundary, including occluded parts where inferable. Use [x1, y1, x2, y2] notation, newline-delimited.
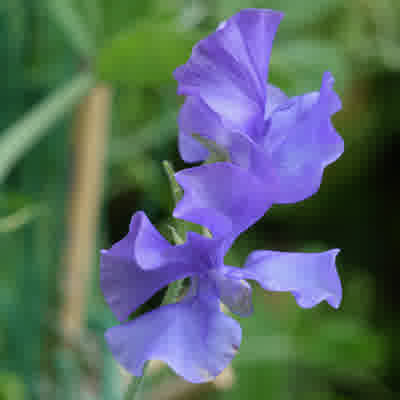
[234, 249, 342, 309]
[100, 212, 220, 321]
[178, 122, 209, 164]
[261, 71, 344, 203]
[178, 96, 257, 163]
[100, 252, 194, 322]
[177, 85, 288, 164]
[174, 9, 283, 132]
[105, 279, 241, 383]
[128, 211, 173, 270]
[174, 163, 272, 241]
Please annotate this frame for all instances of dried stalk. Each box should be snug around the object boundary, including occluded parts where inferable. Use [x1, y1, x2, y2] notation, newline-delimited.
[61, 84, 112, 337]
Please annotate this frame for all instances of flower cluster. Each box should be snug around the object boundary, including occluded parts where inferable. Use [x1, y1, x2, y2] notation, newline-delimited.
[101, 9, 344, 384]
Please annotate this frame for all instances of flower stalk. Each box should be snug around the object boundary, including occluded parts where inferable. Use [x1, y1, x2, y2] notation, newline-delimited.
[123, 166, 186, 400]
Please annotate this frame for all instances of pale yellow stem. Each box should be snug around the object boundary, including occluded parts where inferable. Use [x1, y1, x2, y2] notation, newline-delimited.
[61, 84, 112, 337]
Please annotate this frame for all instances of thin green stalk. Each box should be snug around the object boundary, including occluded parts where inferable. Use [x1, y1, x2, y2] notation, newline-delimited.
[123, 161, 188, 400]
[123, 370, 148, 400]
[123, 211, 185, 400]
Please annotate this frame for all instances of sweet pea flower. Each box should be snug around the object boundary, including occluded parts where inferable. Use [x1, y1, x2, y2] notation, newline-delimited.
[174, 9, 344, 205]
[101, 166, 342, 383]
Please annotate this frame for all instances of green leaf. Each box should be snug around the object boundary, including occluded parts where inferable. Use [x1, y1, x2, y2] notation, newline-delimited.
[270, 40, 348, 93]
[0, 372, 25, 400]
[0, 204, 46, 233]
[264, 0, 344, 29]
[45, 0, 95, 57]
[97, 20, 200, 86]
[99, 0, 154, 41]
[0, 72, 94, 184]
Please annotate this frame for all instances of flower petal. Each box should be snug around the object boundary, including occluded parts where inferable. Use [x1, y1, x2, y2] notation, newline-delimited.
[177, 85, 288, 164]
[222, 72, 343, 204]
[178, 96, 255, 163]
[105, 279, 241, 383]
[100, 251, 193, 322]
[129, 211, 173, 270]
[236, 249, 342, 309]
[174, 9, 283, 132]
[261, 71, 344, 203]
[211, 267, 253, 317]
[174, 163, 272, 241]
[264, 83, 289, 119]
[178, 97, 226, 163]
[100, 212, 218, 321]
[181, 231, 226, 268]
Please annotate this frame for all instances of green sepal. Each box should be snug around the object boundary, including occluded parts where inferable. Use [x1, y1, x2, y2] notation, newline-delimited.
[191, 133, 230, 163]
[162, 160, 183, 205]
[167, 225, 185, 245]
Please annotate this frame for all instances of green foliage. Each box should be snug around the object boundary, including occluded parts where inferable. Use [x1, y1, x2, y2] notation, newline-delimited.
[0, 372, 25, 400]
[44, 0, 95, 57]
[270, 39, 348, 93]
[0, 73, 93, 183]
[97, 21, 201, 86]
[0, 0, 398, 399]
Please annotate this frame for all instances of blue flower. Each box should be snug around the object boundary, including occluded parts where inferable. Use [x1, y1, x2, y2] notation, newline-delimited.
[101, 209, 341, 383]
[174, 9, 344, 205]
[101, 7, 344, 386]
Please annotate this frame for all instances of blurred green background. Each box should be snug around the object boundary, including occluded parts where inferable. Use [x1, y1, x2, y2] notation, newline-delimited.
[1, 0, 399, 399]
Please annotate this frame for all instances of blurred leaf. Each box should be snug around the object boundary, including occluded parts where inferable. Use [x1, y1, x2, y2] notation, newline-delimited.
[266, 0, 344, 30]
[45, 0, 95, 58]
[0, 192, 34, 214]
[70, 0, 103, 48]
[0, 1, 26, 55]
[0, 204, 46, 233]
[270, 40, 348, 93]
[0, 0, 27, 129]
[300, 317, 385, 372]
[110, 109, 177, 164]
[0, 72, 94, 183]
[217, 0, 344, 29]
[101, 0, 141, 37]
[0, 372, 25, 400]
[24, 1, 78, 89]
[100, 0, 154, 40]
[97, 20, 201, 86]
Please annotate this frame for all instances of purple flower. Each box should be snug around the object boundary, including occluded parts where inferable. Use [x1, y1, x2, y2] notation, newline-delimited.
[101, 209, 342, 383]
[174, 9, 344, 205]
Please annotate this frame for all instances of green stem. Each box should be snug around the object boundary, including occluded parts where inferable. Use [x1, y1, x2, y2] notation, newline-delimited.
[123, 161, 188, 400]
[123, 230, 184, 400]
[123, 368, 148, 400]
